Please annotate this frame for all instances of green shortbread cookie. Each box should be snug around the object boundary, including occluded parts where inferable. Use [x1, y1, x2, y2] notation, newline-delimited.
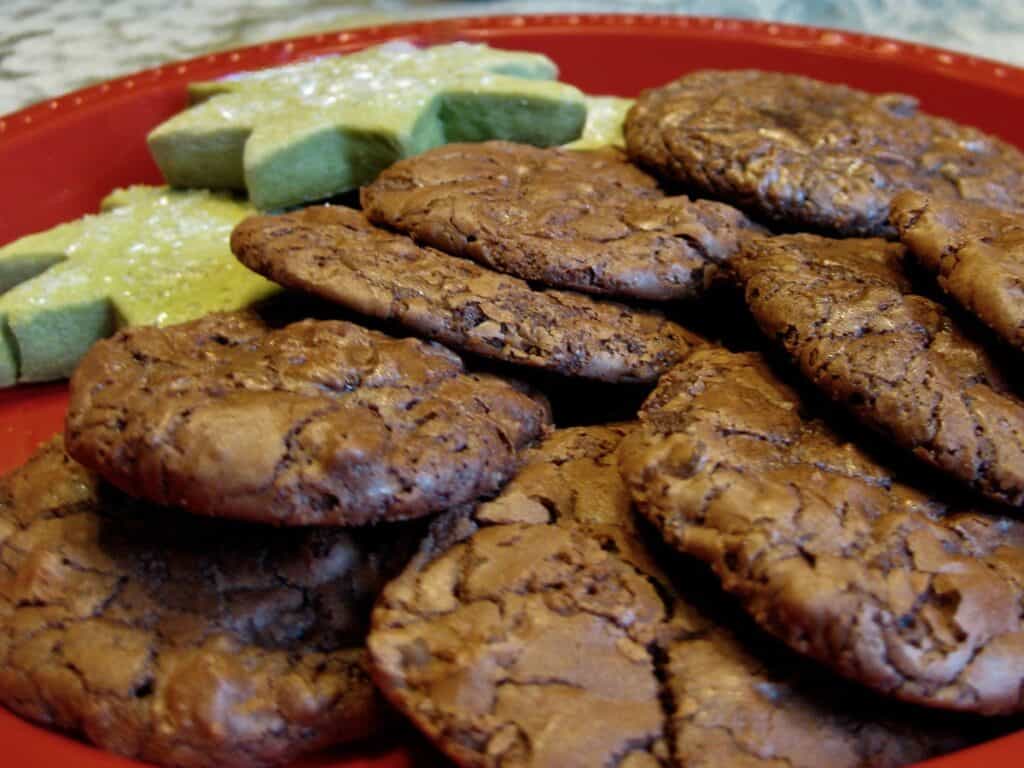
[0, 186, 278, 387]
[566, 95, 633, 150]
[148, 41, 588, 210]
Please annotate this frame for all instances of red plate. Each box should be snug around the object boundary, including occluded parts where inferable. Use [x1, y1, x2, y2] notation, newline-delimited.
[1, 13, 1022, 768]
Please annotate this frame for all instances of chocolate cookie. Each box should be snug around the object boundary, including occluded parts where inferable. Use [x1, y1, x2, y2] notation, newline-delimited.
[372, 520, 672, 768]
[371, 426, 984, 767]
[625, 70, 1024, 237]
[0, 438, 419, 768]
[471, 423, 668, 580]
[619, 347, 1024, 713]
[891, 191, 1024, 352]
[473, 423, 636, 528]
[369, 425, 670, 767]
[663, 618, 979, 768]
[733, 233, 1024, 506]
[231, 206, 700, 383]
[65, 311, 549, 526]
[361, 141, 762, 301]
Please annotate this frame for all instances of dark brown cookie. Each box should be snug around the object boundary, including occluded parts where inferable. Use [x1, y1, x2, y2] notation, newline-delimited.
[371, 426, 985, 767]
[231, 206, 701, 383]
[65, 311, 549, 526]
[473, 422, 636, 528]
[891, 191, 1024, 352]
[372, 521, 671, 768]
[733, 233, 1024, 506]
[663, 622, 976, 768]
[361, 141, 762, 301]
[370, 425, 671, 768]
[625, 70, 1024, 237]
[471, 422, 667, 580]
[619, 347, 1024, 714]
[0, 438, 420, 768]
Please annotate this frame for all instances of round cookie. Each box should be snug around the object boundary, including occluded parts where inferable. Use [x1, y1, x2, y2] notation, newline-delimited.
[65, 311, 550, 526]
[625, 70, 1024, 237]
[372, 521, 671, 768]
[370, 427, 986, 767]
[370, 425, 671, 767]
[619, 347, 1024, 714]
[361, 141, 762, 301]
[231, 206, 702, 383]
[663, 620, 979, 768]
[732, 233, 1024, 507]
[891, 191, 1024, 353]
[0, 438, 419, 768]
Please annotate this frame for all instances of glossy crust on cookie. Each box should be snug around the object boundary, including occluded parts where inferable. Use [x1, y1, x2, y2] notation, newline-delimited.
[231, 206, 702, 383]
[370, 425, 985, 768]
[65, 311, 549, 525]
[362, 141, 762, 301]
[0, 438, 420, 768]
[892, 191, 1024, 352]
[733, 233, 1024, 506]
[625, 70, 1024, 237]
[619, 348, 1024, 714]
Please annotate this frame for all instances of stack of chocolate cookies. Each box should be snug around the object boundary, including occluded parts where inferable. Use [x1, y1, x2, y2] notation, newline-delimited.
[0, 314, 551, 768]
[4, 67, 1024, 768]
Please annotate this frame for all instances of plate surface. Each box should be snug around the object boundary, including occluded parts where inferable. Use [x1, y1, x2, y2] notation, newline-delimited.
[1, 13, 1023, 768]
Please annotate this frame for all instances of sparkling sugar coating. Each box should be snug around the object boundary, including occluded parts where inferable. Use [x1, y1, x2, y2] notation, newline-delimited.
[0, 186, 278, 386]
[148, 42, 587, 210]
[566, 95, 634, 150]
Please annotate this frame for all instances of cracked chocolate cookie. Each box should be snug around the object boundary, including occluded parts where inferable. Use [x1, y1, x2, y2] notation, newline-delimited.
[65, 311, 550, 526]
[891, 191, 1024, 353]
[361, 141, 762, 301]
[662, 617, 979, 768]
[471, 423, 667, 580]
[372, 521, 672, 768]
[472, 423, 636, 528]
[231, 206, 701, 383]
[369, 425, 670, 767]
[733, 233, 1024, 506]
[0, 438, 420, 768]
[371, 425, 984, 767]
[625, 70, 1024, 237]
[619, 347, 1024, 714]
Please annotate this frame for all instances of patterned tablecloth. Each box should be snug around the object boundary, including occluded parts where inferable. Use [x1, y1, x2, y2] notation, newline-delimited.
[2, 0, 1022, 115]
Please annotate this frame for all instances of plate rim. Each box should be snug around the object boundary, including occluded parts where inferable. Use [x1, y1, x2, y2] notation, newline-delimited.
[1, 11, 1023, 141]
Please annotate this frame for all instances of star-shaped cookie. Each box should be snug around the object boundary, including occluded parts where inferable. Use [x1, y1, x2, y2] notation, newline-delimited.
[0, 186, 278, 386]
[148, 42, 587, 209]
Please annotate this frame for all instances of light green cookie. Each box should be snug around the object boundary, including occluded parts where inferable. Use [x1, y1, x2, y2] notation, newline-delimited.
[566, 96, 634, 151]
[0, 186, 278, 387]
[148, 42, 587, 210]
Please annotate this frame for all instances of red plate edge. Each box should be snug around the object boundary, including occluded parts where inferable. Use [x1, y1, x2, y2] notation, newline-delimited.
[1, 13, 1023, 768]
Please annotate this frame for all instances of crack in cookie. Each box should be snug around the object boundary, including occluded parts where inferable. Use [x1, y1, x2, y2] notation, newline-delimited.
[231, 206, 702, 384]
[0, 438, 423, 768]
[732, 234, 1024, 506]
[65, 311, 550, 525]
[362, 141, 762, 301]
[620, 348, 1024, 714]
